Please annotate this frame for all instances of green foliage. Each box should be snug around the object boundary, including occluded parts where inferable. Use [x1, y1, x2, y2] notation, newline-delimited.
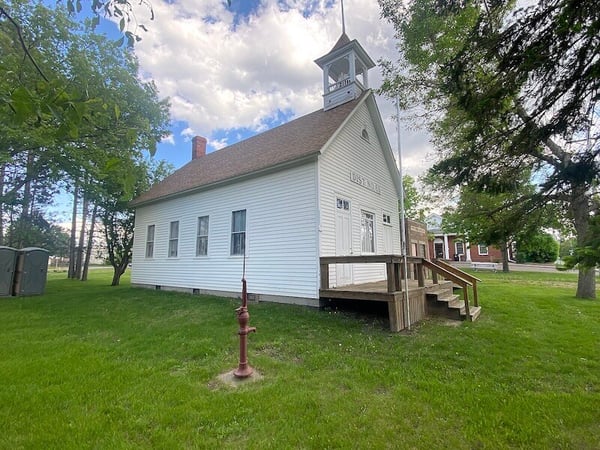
[98, 158, 173, 285]
[65, 0, 154, 47]
[558, 237, 577, 259]
[0, 1, 170, 175]
[379, 0, 599, 298]
[0, 1, 170, 256]
[516, 231, 559, 264]
[0, 269, 599, 447]
[441, 179, 554, 269]
[401, 174, 426, 221]
[565, 215, 600, 270]
[5, 212, 70, 255]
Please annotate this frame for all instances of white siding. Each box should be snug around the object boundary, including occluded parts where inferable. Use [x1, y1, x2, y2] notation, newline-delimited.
[319, 100, 401, 286]
[132, 162, 320, 300]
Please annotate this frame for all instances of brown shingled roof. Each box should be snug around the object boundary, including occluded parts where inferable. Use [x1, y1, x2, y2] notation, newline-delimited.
[131, 92, 368, 207]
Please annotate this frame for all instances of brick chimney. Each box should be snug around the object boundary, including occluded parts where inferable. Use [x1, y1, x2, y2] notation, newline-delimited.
[192, 136, 207, 160]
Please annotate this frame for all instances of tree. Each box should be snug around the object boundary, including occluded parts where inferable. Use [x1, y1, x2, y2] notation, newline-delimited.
[516, 231, 559, 264]
[5, 211, 70, 256]
[1, 2, 170, 272]
[1, 2, 169, 186]
[565, 213, 600, 271]
[402, 175, 428, 221]
[99, 158, 172, 286]
[380, 0, 599, 298]
[441, 174, 555, 271]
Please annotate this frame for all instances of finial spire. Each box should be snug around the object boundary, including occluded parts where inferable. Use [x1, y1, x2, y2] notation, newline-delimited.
[341, 0, 346, 34]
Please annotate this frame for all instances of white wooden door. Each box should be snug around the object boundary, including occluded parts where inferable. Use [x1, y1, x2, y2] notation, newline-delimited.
[383, 212, 393, 254]
[335, 198, 353, 286]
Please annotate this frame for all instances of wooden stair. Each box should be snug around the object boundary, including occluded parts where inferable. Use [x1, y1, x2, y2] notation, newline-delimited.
[426, 285, 481, 322]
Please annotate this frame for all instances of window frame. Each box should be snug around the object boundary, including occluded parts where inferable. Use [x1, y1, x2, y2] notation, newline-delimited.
[196, 215, 209, 257]
[455, 240, 465, 257]
[361, 128, 370, 142]
[230, 209, 246, 256]
[336, 197, 350, 211]
[168, 220, 179, 258]
[382, 212, 392, 226]
[478, 244, 489, 256]
[360, 210, 375, 254]
[145, 224, 155, 258]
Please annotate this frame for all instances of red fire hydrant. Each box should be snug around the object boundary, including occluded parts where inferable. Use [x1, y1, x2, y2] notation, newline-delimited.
[234, 277, 256, 378]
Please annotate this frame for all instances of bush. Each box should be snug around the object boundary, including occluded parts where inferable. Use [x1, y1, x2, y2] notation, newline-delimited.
[516, 231, 559, 263]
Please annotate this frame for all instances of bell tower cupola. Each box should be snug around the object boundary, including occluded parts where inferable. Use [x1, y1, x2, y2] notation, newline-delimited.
[314, 32, 375, 111]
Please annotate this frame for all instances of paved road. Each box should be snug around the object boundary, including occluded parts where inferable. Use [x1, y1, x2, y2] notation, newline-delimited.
[450, 261, 573, 273]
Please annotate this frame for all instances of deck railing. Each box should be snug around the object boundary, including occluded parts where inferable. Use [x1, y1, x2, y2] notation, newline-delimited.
[432, 258, 480, 308]
[320, 255, 423, 294]
[320, 255, 479, 320]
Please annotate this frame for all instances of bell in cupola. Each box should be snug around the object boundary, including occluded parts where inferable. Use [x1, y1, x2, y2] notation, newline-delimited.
[314, 31, 375, 111]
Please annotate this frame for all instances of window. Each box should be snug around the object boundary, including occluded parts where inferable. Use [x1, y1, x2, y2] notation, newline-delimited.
[478, 244, 489, 256]
[434, 240, 444, 258]
[361, 128, 370, 142]
[336, 197, 350, 210]
[455, 241, 464, 256]
[382, 213, 392, 225]
[361, 210, 375, 253]
[196, 216, 209, 256]
[168, 221, 179, 257]
[145, 225, 155, 258]
[231, 209, 246, 256]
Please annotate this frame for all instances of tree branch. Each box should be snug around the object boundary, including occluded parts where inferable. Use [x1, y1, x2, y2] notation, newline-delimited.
[0, 7, 49, 82]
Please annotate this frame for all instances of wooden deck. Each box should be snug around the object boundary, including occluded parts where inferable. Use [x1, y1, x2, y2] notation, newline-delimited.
[320, 278, 436, 301]
[319, 256, 481, 332]
[320, 279, 452, 332]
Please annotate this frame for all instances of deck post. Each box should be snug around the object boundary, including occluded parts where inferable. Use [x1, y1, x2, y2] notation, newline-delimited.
[462, 285, 472, 321]
[394, 262, 402, 291]
[386, 262, 395, 293]
[387, 294, 403, 332]
[320, 263, 329, 290]
[416, 262, 425, 287]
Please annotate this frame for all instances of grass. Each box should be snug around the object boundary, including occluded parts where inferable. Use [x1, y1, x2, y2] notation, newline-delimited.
[1, 269, 599, 449]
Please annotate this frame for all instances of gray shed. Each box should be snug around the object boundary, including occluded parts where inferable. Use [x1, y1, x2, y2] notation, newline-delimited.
[0, 246, 18, 297]
[13, 248, 49, 296]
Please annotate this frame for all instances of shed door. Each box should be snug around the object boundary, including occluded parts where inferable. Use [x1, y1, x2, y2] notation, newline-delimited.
[335, 197, 353, 286]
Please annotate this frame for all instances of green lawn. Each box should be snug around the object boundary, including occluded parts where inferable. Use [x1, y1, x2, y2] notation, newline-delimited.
[1, 269, 598, 449]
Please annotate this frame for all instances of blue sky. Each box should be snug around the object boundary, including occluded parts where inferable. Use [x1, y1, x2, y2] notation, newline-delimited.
[88, 0, 432, 174]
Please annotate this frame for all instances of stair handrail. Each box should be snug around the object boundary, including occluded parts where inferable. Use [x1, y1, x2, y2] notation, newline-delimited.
[422, 259, 473, 321]
[433, 259, 480, 307]
[434, 259, 482, 283]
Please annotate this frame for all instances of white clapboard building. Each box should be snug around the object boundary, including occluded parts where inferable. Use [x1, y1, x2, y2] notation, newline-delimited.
[130, 33, 403, 306]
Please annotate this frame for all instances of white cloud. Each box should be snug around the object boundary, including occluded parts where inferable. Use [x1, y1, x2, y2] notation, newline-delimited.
[180, 127, 195, 140]
[208, 137, 229, 150]
[161, 133, 175, 145]
[132, 0, 434, 175]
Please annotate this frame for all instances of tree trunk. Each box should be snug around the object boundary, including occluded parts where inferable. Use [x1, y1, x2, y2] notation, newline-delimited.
[111, 256, 130, 286]
[577, 267, 596, 299]
[500, 240, 510, 273]
[81, 203, 98, 281]
[0, 164, 4, 245]
[68, 183, 79, 278]
[571, 189, 596, 299]
[75, 192, 88, 280]
[17, 151, 35, 249]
